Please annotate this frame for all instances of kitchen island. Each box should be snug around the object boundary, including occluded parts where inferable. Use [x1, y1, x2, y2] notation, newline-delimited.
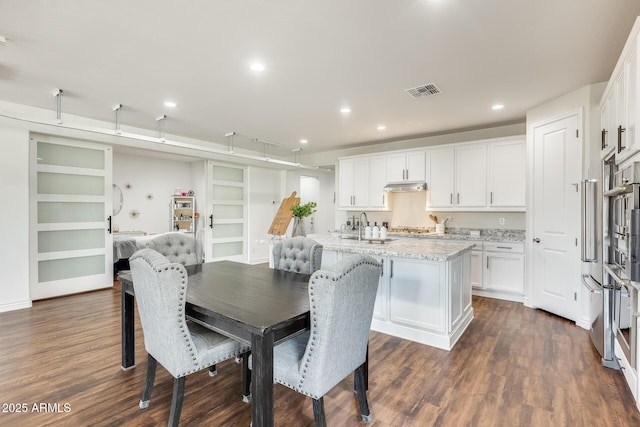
[309, 234, 474, 350]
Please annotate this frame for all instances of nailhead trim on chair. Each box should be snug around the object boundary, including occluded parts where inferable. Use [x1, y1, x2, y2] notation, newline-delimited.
[283, 257, 382, 399]
[134, 249, 249, 377]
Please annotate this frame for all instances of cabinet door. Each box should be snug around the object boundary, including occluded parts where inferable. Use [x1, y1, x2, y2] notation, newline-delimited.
[338, 159, 354, 208]
[601, 97, 612, 155]
[368, 155, 387, 208]
[372, 256, 387, 320]
[616, 67, 628, 157]
[471, 250, 483, 289]
[484, 252, 524, 294]
[352, 157, 370, 207]
[406, 151, 426, 181]
[487, 139, 525, 208]
[427, 148, 455, 208]
[625, 42, 637, 156]
[388, 257, 446, 333]
[455, 145, 486, 207]
[386, 153, 407, 182]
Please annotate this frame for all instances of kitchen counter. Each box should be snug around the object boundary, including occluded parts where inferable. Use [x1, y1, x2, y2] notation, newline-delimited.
[309, 234, 474, 262]
[388, 227, 525, 243]
[312, 233, 473, 351]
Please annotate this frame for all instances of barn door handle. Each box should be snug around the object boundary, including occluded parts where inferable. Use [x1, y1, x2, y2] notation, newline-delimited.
[209, 215, 214, 229]
[107, 215, 112, 234]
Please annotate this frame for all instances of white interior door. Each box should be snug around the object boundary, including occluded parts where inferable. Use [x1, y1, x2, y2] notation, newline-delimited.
[29, 134, 113, 300]
[531, 113, 581, 320]
[206, 162, 247, 262]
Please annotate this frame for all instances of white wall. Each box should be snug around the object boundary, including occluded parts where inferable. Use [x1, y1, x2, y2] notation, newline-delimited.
[284, 169, 335, 236]
[247, 167, 283, 263]
[113, 153, 195, 234]
[0, 120, 31, 311]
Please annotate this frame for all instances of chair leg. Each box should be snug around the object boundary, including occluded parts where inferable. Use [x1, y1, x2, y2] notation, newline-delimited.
[168, 377, 186, 427]
[242, 351, 251, 403]
[208, 364, 217, 377]
[312, 397, 327, 427]
[139, 354, 157, 409]
[355, 364, 371, 423]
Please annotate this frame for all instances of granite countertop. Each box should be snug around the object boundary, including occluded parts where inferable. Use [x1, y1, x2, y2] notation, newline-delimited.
[308, 234, 474, 262]
[390, 228, 525, 243]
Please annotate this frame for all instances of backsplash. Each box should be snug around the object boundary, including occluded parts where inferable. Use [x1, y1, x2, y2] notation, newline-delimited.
[340, 191, 525, 231]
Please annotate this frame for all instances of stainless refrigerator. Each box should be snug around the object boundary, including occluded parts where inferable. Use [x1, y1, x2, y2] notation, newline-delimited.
[583, 154, 618, 369]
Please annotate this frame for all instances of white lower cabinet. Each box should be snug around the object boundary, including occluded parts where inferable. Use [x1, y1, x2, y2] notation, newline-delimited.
[388, 257, 447, 333]
[321, 249, 473, 350]
[372, 255, 387, 321]
[482, 242, 525, 298]
[451, 239, 524, 302]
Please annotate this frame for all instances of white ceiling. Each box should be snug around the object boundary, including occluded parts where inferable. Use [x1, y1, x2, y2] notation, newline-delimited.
[1, 0, 639, 157]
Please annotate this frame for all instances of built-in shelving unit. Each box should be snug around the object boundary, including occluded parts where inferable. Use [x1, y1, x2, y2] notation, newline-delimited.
[171, 195, 195, 233]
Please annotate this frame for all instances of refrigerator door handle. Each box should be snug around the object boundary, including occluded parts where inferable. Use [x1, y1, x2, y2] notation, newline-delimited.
[581, 179, 598, 262]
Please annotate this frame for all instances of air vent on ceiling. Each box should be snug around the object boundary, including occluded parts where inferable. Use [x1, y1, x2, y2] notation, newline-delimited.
[405, 83, 442, 99]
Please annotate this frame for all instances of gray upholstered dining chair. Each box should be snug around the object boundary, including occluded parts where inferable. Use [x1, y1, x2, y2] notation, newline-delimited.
[145, 232, 203, 266]
[253, 254, 382, 426]
[272, 236, 323, 274]
[129, 248, 250, 427]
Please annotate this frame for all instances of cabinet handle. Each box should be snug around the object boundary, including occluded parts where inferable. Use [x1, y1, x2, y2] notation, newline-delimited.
[490, 192, 493, 204]
[450, 193, 453, 204]
[496, 246, 512, 250]
[209, 214, 214, 229]
[602, 128, 607, 149]
[390, 260, 394, 278]
[457, 193, 460, 204]
[382, 194, 385, 205]
[486, 257, 489, 269]
[380, 259, 384, 277]
[618, 125, 626, 153]
[107, 215, 112, 234]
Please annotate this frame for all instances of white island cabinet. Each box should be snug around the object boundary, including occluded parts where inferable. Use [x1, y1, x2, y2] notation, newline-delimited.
[312, 235, 473, 351]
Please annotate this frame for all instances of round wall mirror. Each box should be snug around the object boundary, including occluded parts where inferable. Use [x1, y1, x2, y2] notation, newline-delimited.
[113, 184, 123, 215]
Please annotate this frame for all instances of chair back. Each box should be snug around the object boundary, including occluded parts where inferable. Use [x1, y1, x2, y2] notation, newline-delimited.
[298, 254, 381, 397]
[272, 236, 323, 274]
[145, 232, 203, 266]
[129, 248, 201, 378]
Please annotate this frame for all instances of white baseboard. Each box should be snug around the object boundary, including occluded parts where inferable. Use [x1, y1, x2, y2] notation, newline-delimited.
[0, 299, 32, 313]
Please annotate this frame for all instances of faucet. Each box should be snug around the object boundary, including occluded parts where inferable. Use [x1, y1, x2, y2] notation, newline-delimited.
[358, 212, 368, 241]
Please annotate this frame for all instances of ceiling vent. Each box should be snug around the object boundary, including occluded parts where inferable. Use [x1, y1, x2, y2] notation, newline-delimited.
[405, 83, 442, 99]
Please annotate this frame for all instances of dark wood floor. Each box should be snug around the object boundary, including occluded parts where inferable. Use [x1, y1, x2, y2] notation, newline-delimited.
[1, 283, 639, 427]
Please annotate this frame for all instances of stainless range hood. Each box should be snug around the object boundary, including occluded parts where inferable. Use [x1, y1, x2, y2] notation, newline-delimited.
[383, 181, 427, 192]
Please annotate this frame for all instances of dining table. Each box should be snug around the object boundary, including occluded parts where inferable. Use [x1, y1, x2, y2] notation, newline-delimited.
[119, 260, 312, 427]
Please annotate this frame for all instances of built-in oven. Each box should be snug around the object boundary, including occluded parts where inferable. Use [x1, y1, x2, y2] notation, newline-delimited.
[605, 163, 640, 281]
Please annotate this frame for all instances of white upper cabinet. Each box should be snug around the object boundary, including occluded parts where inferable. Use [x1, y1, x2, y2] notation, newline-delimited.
[427, 137, 525, 211]
[386, 151, 426, 182]
[338, 155, 387, 210]
[601, 89, 615, 156]
[601, 18, 640, 163]
[487, 138, 526, 208]
[427, 148, 455, 208]
[455, 145, 487, 207]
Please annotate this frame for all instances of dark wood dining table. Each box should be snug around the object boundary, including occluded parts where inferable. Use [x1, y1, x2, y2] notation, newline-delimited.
[119, 260, 312, 427]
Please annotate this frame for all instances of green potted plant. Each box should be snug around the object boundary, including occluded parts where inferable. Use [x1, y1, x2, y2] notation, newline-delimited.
[290, 201, 317, 237]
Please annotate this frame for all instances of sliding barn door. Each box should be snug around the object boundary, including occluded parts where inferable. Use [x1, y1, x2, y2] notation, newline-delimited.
[29, 134, 113, 300]
[205, 161, 247, 262]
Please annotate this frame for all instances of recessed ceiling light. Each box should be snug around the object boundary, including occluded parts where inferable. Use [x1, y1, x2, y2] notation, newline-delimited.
[492, 104, 504, 110]
[250, 62, 265, 72]
[300, 139, 308, 144]
[164, 101, 177, 108]
[377, 125, 386, 131]
[340, 107, 351, 114]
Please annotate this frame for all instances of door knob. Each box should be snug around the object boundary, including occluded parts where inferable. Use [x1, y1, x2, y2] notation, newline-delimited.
[533, 238, 541, 243]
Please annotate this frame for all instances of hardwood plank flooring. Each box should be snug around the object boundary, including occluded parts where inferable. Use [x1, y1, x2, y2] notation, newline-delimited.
[1, 284, 639, 426]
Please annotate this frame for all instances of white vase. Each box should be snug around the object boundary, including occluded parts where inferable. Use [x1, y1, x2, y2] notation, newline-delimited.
[292, 217, 306, 237]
